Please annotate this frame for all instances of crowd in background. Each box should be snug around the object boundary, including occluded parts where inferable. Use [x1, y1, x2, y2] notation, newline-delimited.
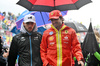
[0, 11, 20, 45]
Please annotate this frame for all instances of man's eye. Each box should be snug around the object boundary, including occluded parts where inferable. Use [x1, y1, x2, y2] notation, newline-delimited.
[51, 19, 53, 21]
[51, 19, 58, 21]
[55, 19, 58, 20]
[26, 22, 29, 24]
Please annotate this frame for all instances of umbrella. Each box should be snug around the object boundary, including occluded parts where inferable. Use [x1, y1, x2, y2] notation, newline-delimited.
[64, 22, 87, 33]
[16, 0, 92, 12]
[10, 26, 46, 35]
[82, 22, 99, 58]
[16, 10, 67, 29]
[10, 26, 20, 34]
[37, 27, 46, 35]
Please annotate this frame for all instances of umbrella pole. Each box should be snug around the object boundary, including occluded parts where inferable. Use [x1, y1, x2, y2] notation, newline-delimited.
[90, 18, 92, 22]
[54, 0, 55, 9]
[40, 12, 47, 28]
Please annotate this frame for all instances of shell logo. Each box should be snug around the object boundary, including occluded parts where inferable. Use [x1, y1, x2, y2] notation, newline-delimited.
[49, 36, 54, 41]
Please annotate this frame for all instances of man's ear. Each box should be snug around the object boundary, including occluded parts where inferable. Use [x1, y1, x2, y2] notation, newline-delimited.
[23, 22, 25, 25]
[34, 23, 36, 25]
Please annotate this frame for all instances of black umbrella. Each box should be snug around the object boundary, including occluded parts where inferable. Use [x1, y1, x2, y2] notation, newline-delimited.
[16, 0, 92, 12]
[16, 0, 33, 11]
[64, 22, 87, 33]
[82, 22, 99, 57]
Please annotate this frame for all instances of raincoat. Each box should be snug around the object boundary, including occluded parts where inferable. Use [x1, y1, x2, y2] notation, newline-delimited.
[85, 44, 100, 66]
[40, 24, 83, 66]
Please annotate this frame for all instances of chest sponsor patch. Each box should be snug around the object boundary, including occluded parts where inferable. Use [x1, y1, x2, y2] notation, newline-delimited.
[21, 37, 26, 41]
[49, 31, 53, 35]
[34, 36, 38, 40]
[49, 42, 55, 46]
[49, 36, 54, 41]
[63, 36, 69, 41]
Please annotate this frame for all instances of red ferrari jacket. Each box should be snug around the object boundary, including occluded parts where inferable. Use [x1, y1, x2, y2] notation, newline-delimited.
[40, 24, 83, 66]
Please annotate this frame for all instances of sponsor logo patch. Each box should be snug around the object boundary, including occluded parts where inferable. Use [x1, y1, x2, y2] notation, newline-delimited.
[34, 36, 38, 40]
[49, 31, 53, 35]
[21, 37, 26, 41]
[49, 36, 54, 41]
[50, 42, 55, 46]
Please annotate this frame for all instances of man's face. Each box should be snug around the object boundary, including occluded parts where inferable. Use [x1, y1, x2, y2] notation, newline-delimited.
[50, 18, 62, 28]
[23, 22, 36, 32]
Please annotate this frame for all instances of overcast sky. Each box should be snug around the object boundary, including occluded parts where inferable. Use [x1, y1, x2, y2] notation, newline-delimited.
[0, 0, 99, 28]
[64, 0, 100, 28]
[0, 0, 26, 15]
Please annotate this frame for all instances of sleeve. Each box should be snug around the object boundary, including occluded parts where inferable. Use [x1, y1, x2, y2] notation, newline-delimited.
[8, 36, 18, 66]
[71, 31, 84, 61]
[94, 51, 100, 61]
[93, 44, 100, 61]
[85, 53, 90, 66]
[40, 32, 49, 66]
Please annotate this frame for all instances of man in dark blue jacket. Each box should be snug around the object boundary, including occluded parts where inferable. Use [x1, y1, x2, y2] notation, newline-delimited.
[8, 14, 42, 66]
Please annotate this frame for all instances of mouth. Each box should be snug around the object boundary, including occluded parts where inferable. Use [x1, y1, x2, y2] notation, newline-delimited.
[28, 28, 32, 30]
[53, 23, 58, 26]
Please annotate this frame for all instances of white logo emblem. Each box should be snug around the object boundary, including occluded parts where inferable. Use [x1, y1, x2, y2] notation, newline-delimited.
[63, 36, 69, 41]
[49, 31, 53, 35]
[50, 42, 55, 46]
[64, 36, 68, 39]
[21, 37, 25, 41]
[34, 37, 38, 40]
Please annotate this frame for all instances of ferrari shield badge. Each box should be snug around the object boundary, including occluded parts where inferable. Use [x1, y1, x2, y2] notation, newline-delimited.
[65, 30, 68, 34]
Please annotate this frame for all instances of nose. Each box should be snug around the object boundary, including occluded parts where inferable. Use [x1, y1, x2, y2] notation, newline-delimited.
[28, 23, 32, 25]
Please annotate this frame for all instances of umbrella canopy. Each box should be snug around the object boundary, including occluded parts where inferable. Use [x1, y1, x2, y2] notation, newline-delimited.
[10, 26, 46, 35]
[37, 27, 46, 35]
[16, 10, 67, 29]
[10, 26, 20, 34]
[16, 0, 92, 12]
[82, 22, 99, 57]
[64, 22, 87, 33]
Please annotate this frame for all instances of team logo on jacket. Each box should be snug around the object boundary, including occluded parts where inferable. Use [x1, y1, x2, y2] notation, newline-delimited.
[21, 37, 26, 41]
[49, 36, 54, 41]
[50, 42, 55, 46]
[63, 36, 69, 40]
[34, 36, 38, 40]
[49, 31, 53, 35]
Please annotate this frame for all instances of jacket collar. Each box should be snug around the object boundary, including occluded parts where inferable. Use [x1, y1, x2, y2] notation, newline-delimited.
[51, 23, 68, 31]
[20, 31, 38, 36]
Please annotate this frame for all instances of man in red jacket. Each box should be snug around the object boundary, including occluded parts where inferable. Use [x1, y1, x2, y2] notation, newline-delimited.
[40, 10, 84, 66]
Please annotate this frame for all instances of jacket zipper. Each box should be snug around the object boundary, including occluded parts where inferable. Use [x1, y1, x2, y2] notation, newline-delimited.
[58, 31, 60, 66]
[29, 36, 32, 66]
[58, 31, 62, 66]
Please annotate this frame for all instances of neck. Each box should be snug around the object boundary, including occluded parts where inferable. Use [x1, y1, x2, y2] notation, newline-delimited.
[27, 32, 32, 35]
[56, 24, 62, 30]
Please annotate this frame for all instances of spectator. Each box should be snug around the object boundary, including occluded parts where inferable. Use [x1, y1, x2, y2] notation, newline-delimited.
[0, 36, 7, 66]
